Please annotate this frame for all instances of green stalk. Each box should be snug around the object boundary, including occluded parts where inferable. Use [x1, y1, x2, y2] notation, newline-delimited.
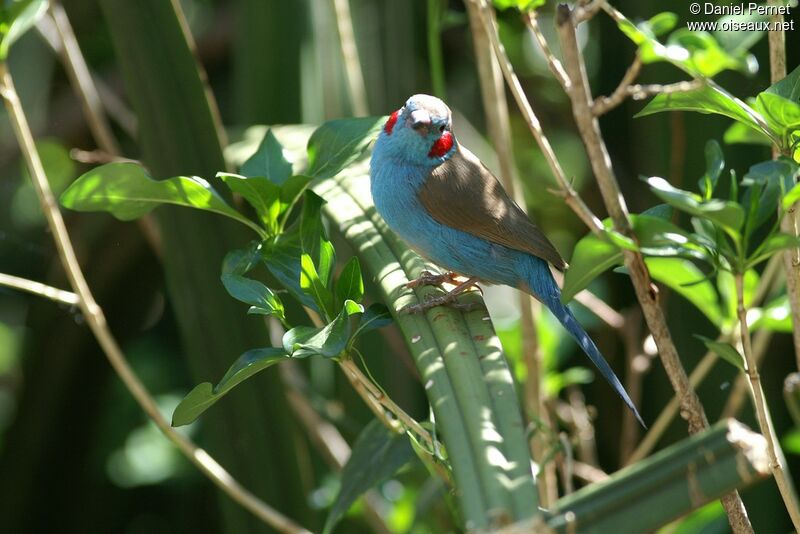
[97, 0, 312, 529]
[314, 162, 538, 528]
[541, 419, 769, 533]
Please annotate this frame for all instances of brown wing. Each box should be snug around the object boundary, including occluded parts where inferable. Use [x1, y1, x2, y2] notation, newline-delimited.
[419, 146, 567, 270]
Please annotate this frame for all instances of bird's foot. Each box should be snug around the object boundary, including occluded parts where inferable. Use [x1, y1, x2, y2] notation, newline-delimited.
[401, 277, 483, 314]
[405, 270, 461, 289]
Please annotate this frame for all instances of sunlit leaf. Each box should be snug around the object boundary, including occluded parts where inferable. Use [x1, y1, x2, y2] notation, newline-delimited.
[0, 0, 47, 60]
[492, 0, 545, 11]
[172, 348, 290, 426]
[61, 162, 264, 237]
[324, 419, 414, 534]
[300, 253, 335, 318]
[646, 258, 722, 326]
[335, 256, 364, 308]
[218, 172, 280, 232]
[307, 117, 385, 179]
[723, 122, 772, 146]
[644, 176, 745, 234]
[284, 300, 363, 359]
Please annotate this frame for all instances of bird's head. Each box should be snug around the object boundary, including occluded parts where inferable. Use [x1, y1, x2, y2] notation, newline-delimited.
[376, 94, 456, 166]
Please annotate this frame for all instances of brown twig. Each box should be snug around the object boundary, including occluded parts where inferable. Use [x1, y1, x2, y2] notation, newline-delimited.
[573, 0, 607, 24]
[735, 273, 800, 529]
[0, 63, 309, 534]
[554, 6, 752, 531]
[524, 12, 570, 90]
[0, 272, 80, 306]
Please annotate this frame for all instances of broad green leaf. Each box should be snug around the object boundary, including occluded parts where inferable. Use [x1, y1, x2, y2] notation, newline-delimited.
[323, 419, 415, 534]
[61, 162, 265, 237]
[645, 176, 744, 234]
[0, 0, 47, 60]
[752, 295, 792, 332]
[300, 253, 335, 318]
[667, 29, 756, 77]
[239, 128, 293, 185]
[636, 85, 771, 143]
[284, 300, 363, 359]
[723, 122, 772, 146]
[221, 273, 285, 319]
[218, 172, 281, 232]
[695, 335, 744, 370]
[351, 303, 393, 339]
[335, 256, 364, 307]
[172, 348, 290, 426]
[765, 64, 800, 103]
[279, 174, 313, 216]
[754, 92, 800, 142]
[561, 233, 619, 303]
[263, 232, 317, 310]
[646, 258, 722, 326]
[492, 0, 544, 11]
[306, 117, 384, 179]
[299, 190, 336, 286]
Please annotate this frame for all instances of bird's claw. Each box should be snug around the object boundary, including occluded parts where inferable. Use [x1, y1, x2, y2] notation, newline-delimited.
[405, 270, 461, 289]
[400, 293, 483, 314]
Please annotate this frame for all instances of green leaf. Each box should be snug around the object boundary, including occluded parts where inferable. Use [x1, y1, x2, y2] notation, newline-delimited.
[284, 300, 363, 359]
[221, 273, 285, 319]
[647, 12, 678, 36]
[752, 295, 792, 333]
[765, 64, 800, 103]
[172, 348, 290, 426]
[561, 233, 619, 303]
[300, 253, 335, 318]
[645, 176, 745, 234]
[747, 233, 800, 268]
[754, 92, 800, 143]
[667, 29, 756, 77]
[492, 0, 545, 11]
[306, 117, 385, 179]
[218, 172, 281, 232]
[0, 0, 47, 60]
[699, 140, 724, 198]
[239, 128, 293, 185]
[723, 122, 773, 146]
[351, 303, 393, 339]
[695, 335, 744, 370]
[545, 367, 594, 397]
[646, 258, 723, 326]
[279, 174, 313, 217]
[323, 419, 415, 534]
[61, 162, 265, 237]
[636, 85, 771, 142]
[335, 256, 364, 307]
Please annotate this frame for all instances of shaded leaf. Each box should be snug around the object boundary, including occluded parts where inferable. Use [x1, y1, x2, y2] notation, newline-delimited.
[748, 233, 800, 267]
[699, 140, 724, 198]
[240, 128, 293, 185]
[336, 257, 364, 307]
[221, 273, 284, 319]
[284, 300, 363, 359]
[645, 176, 744, 234]
[695, 335, 744, 370]
[61, 162, 264, 237]
[172, 348, 290, 426]
[307, 117, 385, 179]
[352, 303, 393, 339]
[754, 92, 800, 142]
[323, 419, 414, 534]
[0, 0, 47, 60]
[765, 64, 800, 103]
[647, 12, 678, 36]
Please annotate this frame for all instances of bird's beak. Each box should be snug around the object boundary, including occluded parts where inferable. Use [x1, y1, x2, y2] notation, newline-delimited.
[409, 109, 432, 136]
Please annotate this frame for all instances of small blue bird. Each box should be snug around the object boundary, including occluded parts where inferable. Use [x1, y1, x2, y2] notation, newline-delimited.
[370, 94, 643, 426]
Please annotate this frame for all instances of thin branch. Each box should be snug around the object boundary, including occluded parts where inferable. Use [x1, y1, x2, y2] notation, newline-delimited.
[47, 1, 120, 155]
[330, 0, 369, 116]
[470, 0, 604, 235]
[0, 272, 79, 306]
[554, 6, 752, 531]
[591, 55, 642, 115]
[0, 64, 309, 534]
[524, 12, 570, 90]
[573, 0, 607, 24]
[722, 327, 773, 418]
[736, 273, 800, 529]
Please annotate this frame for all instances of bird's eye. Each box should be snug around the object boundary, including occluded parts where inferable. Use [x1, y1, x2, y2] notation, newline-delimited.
[439, 125, 445, 132]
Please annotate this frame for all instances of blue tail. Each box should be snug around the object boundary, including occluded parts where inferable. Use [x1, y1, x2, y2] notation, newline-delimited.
[525, 260, 645, 427]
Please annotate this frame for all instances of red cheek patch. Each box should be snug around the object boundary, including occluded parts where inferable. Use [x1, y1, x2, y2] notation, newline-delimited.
[428, 131, 453, 158]
[384, 110, 399, 135]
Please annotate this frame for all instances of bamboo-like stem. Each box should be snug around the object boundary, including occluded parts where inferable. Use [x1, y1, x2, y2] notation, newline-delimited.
[465, 0, 557, 506]
[330, 0, 368, 116]
[0, 63, 309, 534]
[0, 272, 79, 306]
[47, 1, 120, 155]
[471, 0, 603, 235]
[735, 273, 800, 529]
[553, 6, 752, 531]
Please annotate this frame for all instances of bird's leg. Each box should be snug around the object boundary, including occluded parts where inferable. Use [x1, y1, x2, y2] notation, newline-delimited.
[402, 277, 483, 314]
[405, 270, 461, 289]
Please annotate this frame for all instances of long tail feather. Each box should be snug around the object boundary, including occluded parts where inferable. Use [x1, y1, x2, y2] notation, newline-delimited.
[526, 262, 645, 427]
